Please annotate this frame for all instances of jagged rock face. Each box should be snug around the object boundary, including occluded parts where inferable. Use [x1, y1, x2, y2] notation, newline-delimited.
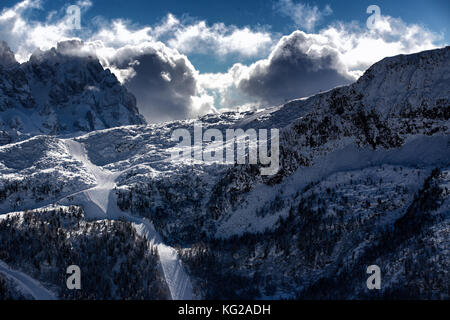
[354, 46, 450, 116]
[0, 41, 18, 68]
[0, 40, 146, 143]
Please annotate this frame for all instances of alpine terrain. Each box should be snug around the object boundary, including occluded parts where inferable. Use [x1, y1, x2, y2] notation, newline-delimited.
[0, 41, 449, 300]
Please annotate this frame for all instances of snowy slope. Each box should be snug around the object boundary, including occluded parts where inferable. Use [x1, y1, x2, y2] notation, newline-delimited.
[134, 219, 197, 300]
[217, 135, 450, 237]
[0, 260, 56, 300]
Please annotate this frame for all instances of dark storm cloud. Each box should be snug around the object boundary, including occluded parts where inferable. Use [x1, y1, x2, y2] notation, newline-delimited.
[237, 31, 353, 105]
[111, 44, 198, 123]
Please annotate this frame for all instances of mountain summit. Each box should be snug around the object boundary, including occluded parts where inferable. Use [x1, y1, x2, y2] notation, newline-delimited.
[0, 40, 146, 144]
[0, 41, 18, 68]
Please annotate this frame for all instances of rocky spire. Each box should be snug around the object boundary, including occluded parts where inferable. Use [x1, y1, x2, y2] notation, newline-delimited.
[0, 41, 18, 68]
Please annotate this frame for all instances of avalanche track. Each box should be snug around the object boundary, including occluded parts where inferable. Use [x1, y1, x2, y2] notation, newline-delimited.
[0, 260, 56, 300]
[61, 139, 197, 300]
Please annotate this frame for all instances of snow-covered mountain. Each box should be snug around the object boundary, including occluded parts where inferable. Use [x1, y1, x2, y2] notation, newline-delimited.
[0, 40, 146, 145]
[0, 45, 448, 300]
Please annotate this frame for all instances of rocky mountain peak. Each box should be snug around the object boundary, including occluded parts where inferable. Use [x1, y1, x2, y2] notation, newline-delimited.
[353, 46, 450, 115]
[0, 40, 146, 143]
[0, 40, 18, 68]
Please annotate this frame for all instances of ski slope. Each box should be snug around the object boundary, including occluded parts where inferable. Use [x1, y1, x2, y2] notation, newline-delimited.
[134, 219, 196, 300]
[0, 260, 56, 300]
[61, 139, 197, 300]
[62, 139, 122, 220]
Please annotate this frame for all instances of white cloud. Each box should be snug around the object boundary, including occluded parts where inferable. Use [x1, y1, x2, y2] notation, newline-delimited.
[92, 20, 153, 49]
[233, 30, 353, 105]
[275, 0, 333, 31]
[1, 1, 273, 63]
[0, 0, 93, 62]
[201, 14, 443, 107]
[88, 13, 274, 59]
[319, 16, 442, 78]
[191, 94, 218, 118]
[90, 12, 444, 115]
[104, 41, 211, 122]
[198, 69, 251, 110]
[164, 17, 273, 58]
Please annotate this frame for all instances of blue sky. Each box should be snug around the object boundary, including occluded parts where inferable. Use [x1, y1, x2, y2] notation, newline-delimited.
[16, 0, 448, 35]
[0, 0, 448, 121]
[87, 0, 448, 38]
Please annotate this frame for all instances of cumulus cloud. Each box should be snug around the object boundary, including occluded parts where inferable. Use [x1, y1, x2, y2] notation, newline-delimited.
[160, 14, 273, 58]
[98, 12, 444, 116]
[235, 31, 353, 105]
[275, 0, 332, 31]
[85, 19, 220, 122]
[0, 0, 92, 62]
[92, 20, 153, 49]
[203, 13, 443, 107]
[321, 16, 442, 78]
[88, 13, 274, 60]
[1, 1, 274, 61]
[108, 42, 204, 122]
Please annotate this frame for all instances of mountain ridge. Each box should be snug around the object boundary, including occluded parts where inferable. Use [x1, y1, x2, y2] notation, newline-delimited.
[0, 40, 146, 145]
[0, 45, 448, 300]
